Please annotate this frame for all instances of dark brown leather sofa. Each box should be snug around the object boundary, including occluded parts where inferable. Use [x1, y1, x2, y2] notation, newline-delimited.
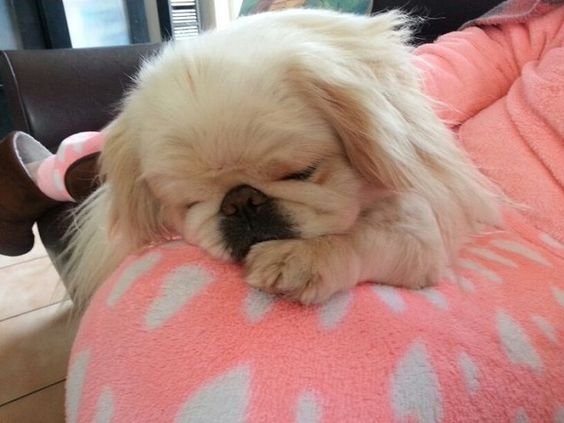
[0, 43, 160, 270]
[0, 0, 501, 275]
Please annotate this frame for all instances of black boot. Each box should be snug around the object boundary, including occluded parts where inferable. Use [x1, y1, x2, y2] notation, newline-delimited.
[0, 131, 59, 255]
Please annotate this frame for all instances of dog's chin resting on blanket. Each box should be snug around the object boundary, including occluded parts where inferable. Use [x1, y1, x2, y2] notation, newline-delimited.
[63, 9, 500, 310]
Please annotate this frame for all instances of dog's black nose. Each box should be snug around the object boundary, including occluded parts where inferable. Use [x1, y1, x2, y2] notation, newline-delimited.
[219, 185, 297, 261]
[220, 185, 269, 217]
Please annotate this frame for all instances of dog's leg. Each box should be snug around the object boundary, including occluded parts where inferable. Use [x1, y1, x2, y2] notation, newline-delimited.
[245, 193, 446, 304]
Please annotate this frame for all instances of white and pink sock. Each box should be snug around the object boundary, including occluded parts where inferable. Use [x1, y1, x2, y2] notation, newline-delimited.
[25, 131, 104, 202]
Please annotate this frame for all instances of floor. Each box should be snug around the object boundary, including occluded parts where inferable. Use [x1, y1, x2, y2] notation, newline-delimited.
[0, 227, 78, 423]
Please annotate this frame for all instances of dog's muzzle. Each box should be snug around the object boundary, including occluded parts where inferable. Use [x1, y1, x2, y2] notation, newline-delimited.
[219, 184, 296, 261]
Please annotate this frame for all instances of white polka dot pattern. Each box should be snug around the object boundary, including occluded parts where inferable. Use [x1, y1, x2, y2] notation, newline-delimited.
[295, 391, 321, 423]
[467, 247, 518, 268]
[530, 315, 558, 343]
[53, 170, 65, 193]
[497, 311, 543, 372]
[145, 265, 212, 329]
[71, 133, 91, 153]
[372, 285, 406, 313]
[458, 352, 479, 395]
[555, 407, 564, 423]
[107, 252, 161, 307]
[58, 142, 70, 163]
[318, 291, 352, 330]
[490, 240, 551, 267]
[244, 288, 275, 323]
[94, 387, 115, 423]
[418, 288, 448, 310]
[552, 287, 564, 307]
[458, 277, 476, 292]
[514, 407, 529, 423]
[67, 220, 564, 422]
[458, 259, 502, 283]
[391, 341, 443, 423]
[175, 365, 250, 423]
[540, 233, 564, 250]
[66, 350, 91, 423]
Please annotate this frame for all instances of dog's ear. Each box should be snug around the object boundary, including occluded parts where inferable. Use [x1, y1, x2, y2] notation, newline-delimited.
[287, 11, 502, 239]
[100, 115, 167, 249]
[287, 11, 450, 193]
[294, 70, 418, 190]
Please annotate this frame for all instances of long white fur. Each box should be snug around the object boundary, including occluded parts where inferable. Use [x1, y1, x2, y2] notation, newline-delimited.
[62, 9, 501, 310]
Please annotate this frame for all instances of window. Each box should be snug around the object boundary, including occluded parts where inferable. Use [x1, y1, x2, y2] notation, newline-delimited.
[62, 0, 131, 48]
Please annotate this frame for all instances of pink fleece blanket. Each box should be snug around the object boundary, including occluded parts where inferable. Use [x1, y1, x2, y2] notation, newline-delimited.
[66, 6, 564, 423]
[417, 4, 564, 246]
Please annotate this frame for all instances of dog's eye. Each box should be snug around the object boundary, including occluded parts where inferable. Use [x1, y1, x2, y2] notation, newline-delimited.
[281, 165, 318, 181]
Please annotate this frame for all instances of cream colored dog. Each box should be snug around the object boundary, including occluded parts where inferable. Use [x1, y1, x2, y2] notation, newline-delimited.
[64, 9, 500, 310]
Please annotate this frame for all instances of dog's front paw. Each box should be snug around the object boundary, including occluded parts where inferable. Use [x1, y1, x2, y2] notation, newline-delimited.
[245, 239, 338, 304]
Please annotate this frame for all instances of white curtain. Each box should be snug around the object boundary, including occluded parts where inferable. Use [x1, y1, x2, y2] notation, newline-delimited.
[200, 0, 242, 30]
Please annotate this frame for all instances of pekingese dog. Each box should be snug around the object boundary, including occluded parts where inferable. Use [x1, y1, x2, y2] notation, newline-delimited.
[64, 9, 501, 310]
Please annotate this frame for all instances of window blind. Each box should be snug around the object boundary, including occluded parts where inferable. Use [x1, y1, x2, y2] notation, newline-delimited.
[170, 0, 200, 39]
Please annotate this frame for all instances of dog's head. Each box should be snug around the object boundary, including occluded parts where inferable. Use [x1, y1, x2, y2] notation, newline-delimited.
[100, 9, 465, 261]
